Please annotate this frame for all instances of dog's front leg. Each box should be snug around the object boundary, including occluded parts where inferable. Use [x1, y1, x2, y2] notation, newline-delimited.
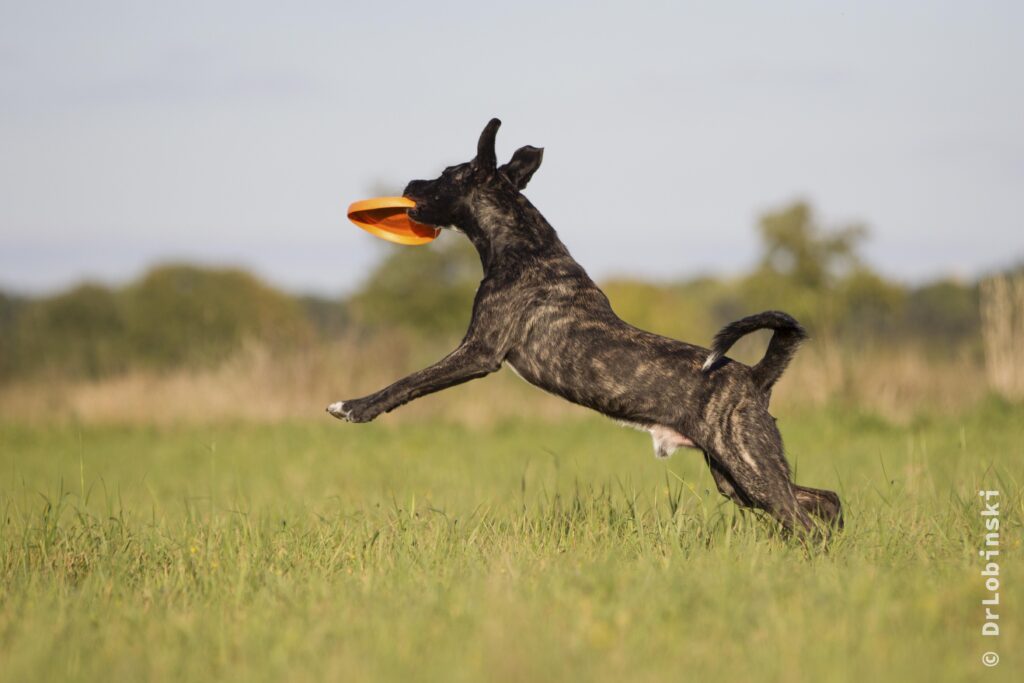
[326, 341, 502, 423]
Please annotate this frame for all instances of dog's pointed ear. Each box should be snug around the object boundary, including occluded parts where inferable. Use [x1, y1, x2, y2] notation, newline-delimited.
[499, 145, 544, 190]
[474, 118, 501, 170]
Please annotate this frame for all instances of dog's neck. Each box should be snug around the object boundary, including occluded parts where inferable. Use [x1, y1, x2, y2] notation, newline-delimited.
[460, 192, 568, 275]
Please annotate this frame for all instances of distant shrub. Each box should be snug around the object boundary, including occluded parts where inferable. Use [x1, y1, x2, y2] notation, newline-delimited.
[299, 296, 351, 339]
[904, 279, 979, 346]
[121, 264, 313, 369]
[602, 279, 720, 342]
[833, 269, 907, 341]
[0, 292, 28, 377]
[0, 265, 313, 381]
[7, 283, 129, 379]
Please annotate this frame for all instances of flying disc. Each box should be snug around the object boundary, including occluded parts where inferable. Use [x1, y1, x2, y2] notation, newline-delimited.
[346, 197, 440, 246]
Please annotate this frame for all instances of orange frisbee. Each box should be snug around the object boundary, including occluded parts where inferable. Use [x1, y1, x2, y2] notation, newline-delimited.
[346, 196, 440, 246]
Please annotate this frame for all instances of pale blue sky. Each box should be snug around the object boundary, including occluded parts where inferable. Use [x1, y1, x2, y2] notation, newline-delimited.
[1, 1, 1021, 295]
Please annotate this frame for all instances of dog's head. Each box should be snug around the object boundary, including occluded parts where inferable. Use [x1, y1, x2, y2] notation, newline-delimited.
[403, 118, 544, 236]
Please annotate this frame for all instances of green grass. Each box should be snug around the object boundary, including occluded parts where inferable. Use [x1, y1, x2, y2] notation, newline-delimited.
[1, 402, 1022, 682]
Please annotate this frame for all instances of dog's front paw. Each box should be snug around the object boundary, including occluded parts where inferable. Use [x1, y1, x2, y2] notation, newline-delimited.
[326, 401, 353, 421]
[326, 399, 376, 423]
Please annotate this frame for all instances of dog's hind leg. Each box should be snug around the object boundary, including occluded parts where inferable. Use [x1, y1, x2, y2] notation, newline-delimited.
[706, 451, 813, 536]
[703, 407, 816, 536]
[703, 451, 753, 507]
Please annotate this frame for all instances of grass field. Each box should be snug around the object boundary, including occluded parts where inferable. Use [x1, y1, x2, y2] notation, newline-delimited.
[1, 401, 1021, 682]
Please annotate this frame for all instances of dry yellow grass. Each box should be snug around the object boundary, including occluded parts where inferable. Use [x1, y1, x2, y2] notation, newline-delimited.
[980, 274, 1024, 399]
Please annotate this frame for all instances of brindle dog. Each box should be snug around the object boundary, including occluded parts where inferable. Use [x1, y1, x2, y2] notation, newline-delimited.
[329, 118, 843, 537]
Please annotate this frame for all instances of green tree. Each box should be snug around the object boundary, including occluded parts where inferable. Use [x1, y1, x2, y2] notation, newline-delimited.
[349, 239, 481, 338]
[758, 201, 867, 288]
[742, 200, 874, 331]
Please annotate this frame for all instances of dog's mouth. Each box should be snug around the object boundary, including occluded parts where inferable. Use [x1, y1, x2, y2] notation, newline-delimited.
[405, 201, 439, 227]
[405, 204, 430, 225]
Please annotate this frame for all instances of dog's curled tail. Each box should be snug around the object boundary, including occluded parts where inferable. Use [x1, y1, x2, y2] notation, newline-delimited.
[701, 310, 808, 393]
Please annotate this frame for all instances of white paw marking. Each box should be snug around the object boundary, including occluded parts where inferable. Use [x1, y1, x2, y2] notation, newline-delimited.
[326, 401, 354, 421]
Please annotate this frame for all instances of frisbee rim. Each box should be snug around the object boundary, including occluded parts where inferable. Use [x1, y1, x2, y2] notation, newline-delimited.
[346, 196, 440, 246]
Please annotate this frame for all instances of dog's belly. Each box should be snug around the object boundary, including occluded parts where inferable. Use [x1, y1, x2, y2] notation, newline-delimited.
[503, 355, 623, 414]
[505, 334, 702, 417]
[505, 359, 698, 459]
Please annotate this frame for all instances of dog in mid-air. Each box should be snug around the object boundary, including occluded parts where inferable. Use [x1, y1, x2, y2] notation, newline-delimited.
[329, 118, 842, 537]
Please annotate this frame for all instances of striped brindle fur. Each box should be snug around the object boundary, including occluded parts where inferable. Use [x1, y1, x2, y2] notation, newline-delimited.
[328, 119, 843, 538]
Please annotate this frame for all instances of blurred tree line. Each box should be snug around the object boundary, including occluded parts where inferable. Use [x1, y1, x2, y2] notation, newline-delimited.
[0, 266, 315, 379]
[0, 201, 990, 382]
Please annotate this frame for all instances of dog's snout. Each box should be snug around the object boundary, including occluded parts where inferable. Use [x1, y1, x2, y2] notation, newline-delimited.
[403, 180, 428, 201]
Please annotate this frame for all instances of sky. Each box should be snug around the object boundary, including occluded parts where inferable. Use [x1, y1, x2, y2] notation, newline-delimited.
[1, 1, 1022, 296]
